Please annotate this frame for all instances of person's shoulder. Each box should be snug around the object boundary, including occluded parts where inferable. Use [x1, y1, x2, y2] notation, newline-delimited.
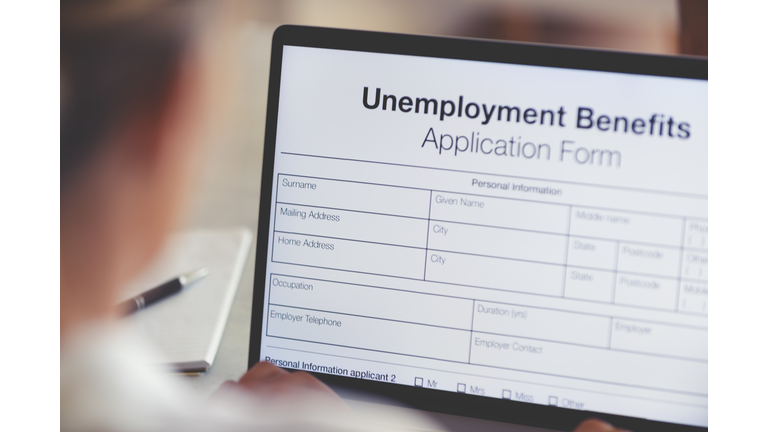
[61, 321, 190, 431]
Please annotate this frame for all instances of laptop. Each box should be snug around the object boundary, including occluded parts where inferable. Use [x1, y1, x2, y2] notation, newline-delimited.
[248, 25, 707, 432]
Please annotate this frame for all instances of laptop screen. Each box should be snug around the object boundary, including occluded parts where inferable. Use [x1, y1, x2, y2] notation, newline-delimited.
[252, 27, 707, 430]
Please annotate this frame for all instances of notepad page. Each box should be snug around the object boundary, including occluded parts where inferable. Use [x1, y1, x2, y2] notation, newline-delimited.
[119, 228, 253, 371]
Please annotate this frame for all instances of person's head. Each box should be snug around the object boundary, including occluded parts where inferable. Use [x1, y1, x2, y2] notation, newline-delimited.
[61, 0, 230, 338]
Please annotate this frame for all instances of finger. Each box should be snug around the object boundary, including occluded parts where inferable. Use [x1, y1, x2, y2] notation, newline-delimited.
[238, 363, 333, 397]
[267, 372, 349, 410]
[287, 371, 335, 392]
[253, 372, 334, 397]
[573, 419, 620, 432]
[239, 361, 290, 386]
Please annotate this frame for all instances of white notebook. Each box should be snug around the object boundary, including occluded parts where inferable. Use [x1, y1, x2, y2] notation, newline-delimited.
[119, 228, 253, 372]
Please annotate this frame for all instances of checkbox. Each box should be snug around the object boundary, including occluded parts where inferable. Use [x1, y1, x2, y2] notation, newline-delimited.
[457, 383, 466, 393]
[414, 377, 423, 387]
[502, 390, 511, 399]
[548, 396, 558, 406]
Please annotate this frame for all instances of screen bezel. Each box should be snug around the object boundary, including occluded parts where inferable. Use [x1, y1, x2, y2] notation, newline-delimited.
[248, 25, 707, 432]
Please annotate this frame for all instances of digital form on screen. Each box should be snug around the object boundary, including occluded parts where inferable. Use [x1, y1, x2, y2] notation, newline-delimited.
[260, 46, 708, 428]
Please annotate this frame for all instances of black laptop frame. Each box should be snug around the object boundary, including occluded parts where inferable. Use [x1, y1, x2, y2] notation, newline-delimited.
[248, 25, 707, 432]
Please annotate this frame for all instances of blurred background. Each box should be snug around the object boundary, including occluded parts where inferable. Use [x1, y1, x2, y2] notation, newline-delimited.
[180, 0, 706, 396]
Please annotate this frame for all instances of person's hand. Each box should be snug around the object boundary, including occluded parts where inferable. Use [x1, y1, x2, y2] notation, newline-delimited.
[574, 419, 631, 432]
[215, 361, 347, 410]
